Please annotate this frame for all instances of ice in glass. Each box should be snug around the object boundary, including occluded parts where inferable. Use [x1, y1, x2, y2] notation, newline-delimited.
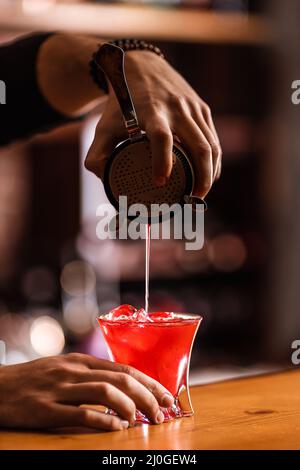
[97, 304, 201, 423]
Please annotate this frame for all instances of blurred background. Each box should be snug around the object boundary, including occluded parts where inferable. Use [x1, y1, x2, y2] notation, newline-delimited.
[1, 0, 300, 384]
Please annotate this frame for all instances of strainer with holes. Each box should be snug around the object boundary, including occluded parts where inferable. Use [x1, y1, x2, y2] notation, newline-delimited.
[94, 43, 196, 223]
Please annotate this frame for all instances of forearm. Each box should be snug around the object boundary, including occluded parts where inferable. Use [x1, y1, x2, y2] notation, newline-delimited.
[37, 33, 107, 116]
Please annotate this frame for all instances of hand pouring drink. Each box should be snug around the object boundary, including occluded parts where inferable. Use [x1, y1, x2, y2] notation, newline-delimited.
[93, 42, 206, 222]
[95, 43, 203, 423]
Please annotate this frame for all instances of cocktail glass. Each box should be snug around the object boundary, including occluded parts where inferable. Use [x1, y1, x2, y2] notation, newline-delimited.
[97, 312, 202, 423]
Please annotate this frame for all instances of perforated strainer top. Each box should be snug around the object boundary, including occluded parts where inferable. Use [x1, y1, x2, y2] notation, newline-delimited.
[104, 138, 193, 215]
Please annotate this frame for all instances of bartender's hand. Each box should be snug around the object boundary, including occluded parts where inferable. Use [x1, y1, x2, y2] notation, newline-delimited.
[0, 353, 173, 431]
[85, 50, 222, 198]
[38, 34, 221, 199]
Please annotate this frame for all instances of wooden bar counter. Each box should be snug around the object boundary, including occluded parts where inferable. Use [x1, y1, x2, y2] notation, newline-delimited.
[0, 370, 299, 450]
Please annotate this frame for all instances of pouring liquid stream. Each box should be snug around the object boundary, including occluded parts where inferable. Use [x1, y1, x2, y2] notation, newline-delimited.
[145, 223, 151, 315]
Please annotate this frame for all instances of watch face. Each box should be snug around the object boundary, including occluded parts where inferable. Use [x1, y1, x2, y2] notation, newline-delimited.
[103, 135, 194, 223]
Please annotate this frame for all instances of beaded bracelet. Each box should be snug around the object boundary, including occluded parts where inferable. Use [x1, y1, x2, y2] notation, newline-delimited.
[89, 39, 165, 94]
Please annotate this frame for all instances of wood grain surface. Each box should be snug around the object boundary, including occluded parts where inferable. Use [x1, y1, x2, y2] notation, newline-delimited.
[0, 370, 299, 450]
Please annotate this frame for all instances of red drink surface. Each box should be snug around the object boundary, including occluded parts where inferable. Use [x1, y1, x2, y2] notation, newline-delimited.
[97, 307, 200, 396]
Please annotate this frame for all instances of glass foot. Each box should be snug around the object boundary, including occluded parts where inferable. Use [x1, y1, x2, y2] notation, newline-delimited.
[106, 396, 194, 424]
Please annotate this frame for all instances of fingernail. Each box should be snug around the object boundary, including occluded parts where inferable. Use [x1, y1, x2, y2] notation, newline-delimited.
[161, 392, 174, 407]
[156, 410, 165, 424]
[155, 176, 167, 187]
[129, 417, 136, 428]
[120, 420, 129, 429]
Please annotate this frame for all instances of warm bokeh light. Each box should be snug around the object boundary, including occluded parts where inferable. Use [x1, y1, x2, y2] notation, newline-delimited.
[30, 315, 65, 356]
[60, 260, 96, 297]
[208, 233, 247, 272]
[0, 340, 5, 364]
[63, 297, 98, 335]
[5, 349, 29, 365]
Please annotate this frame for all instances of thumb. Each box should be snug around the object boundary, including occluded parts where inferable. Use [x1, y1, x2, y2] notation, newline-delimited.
[84, 121, 126, 180]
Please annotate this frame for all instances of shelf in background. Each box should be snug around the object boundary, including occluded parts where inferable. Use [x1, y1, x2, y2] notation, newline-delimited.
[0, 0, 274, 45]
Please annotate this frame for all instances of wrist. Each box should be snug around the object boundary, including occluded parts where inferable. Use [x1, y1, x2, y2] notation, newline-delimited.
[91, 40, 165, 94]
[37, 33, 106, 116]
[125, 49, 165, 77]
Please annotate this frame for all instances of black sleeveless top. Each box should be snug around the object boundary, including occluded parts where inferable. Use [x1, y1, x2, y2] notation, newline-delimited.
[0, 33, 71, 147]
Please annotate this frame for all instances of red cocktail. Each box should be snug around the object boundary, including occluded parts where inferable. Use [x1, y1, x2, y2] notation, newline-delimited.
[97, 305, 202, 423]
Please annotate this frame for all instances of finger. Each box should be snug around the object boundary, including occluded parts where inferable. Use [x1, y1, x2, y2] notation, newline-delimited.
[174, 114, 213, 198]
[191, 103, 222, 181]
[215, 157, 222, 180]
[49, 404, 129, 431]
[79, 356, 174, 408]
[68, 370, 165, 424]
[58, 382, 136, 425]
[84, 120, 126, 179]
[202, 103, 220, 145]
[201, 104, 222, 180]
[145, 116, 173, 187]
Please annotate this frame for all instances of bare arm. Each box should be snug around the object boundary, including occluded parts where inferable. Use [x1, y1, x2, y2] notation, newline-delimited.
[1, 32, 221, 196]
[36, 33, 222, 196]
[36, 33, 106, 116]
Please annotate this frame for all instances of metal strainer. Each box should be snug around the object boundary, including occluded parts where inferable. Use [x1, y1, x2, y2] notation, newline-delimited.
[95, 43, 195, 222]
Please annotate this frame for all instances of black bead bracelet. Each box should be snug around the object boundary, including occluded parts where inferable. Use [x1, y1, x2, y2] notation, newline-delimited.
[89, 39, 165, 94]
